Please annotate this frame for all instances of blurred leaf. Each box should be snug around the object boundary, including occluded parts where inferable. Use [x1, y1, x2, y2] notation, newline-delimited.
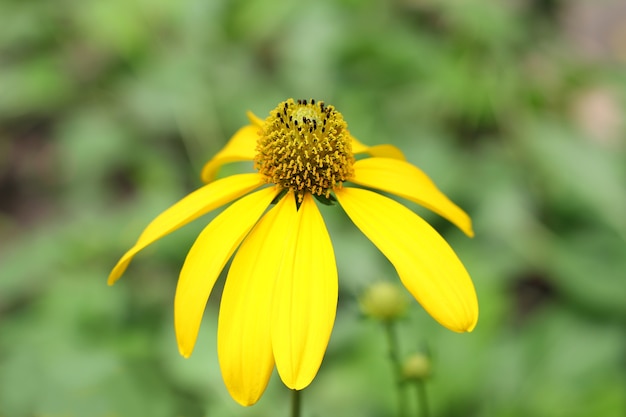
[0, 56, 74, 116]
[523, 120, 626, 237]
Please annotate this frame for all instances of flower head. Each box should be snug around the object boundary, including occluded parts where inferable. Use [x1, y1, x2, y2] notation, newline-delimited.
[108, 99, 478, 406]
[255, 98, 354, 201]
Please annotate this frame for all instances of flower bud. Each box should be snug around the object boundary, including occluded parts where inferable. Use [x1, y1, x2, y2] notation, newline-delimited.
[402, 352, 431, 380]
[360, 281, 408, 321]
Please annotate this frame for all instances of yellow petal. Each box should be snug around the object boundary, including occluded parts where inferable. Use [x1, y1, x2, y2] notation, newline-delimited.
[272, 194, 338, 390]
[175, 186, 277, 359]
[336, 187, 478, 332]
[200, 125, 260, 183]
[351, 157, 474, 237]
[217, 193, 293, 406]
[107, 173, 263, 285]
[350, 134, 406, 160]
[246, 110, 265, 127]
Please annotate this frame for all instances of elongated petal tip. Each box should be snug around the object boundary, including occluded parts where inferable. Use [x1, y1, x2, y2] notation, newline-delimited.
[106, 174, 263, 287]
[350, 135, 406, 160]
[107, 257, 133, 285]
[200, 125, 259, 183]
[232, 396, 256, 407]
[442, 295, 478, 333]
[351, 157, 474, 237]
[246, 111, 265, 127]
[466, 318, 478, 332]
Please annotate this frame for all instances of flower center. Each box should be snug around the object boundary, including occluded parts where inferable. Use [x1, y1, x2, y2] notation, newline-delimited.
[255, 99, 355, 202]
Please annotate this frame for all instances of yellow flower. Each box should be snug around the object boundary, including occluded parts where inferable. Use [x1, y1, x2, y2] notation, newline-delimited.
[108, 99, 478, 406]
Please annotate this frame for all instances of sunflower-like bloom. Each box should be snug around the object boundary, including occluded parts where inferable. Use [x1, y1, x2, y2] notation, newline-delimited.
[108, 99, 478, 406]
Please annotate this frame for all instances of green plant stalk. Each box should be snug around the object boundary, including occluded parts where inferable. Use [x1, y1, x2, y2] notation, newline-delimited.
[414, 379, 429, 417]
[383, 321, 407, 417]
[291, 389, 301, 417]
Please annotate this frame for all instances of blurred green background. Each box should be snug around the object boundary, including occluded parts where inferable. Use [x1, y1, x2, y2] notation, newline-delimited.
[1, 0, 625, 416]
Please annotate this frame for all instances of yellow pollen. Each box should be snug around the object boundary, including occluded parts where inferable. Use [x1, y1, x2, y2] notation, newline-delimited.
[254, 99, 355, 202]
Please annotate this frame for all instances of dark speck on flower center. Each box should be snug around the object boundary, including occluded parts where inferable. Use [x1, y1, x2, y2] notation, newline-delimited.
[254, 99, 355, 202]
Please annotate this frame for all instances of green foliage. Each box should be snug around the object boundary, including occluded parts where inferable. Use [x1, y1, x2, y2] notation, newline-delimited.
[1, 0, 625, 416]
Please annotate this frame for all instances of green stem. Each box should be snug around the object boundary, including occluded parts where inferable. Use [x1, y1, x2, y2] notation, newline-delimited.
[415, 379, 429, 417]
[383, 321, 407, 417]
[291, 389, 301, 417]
